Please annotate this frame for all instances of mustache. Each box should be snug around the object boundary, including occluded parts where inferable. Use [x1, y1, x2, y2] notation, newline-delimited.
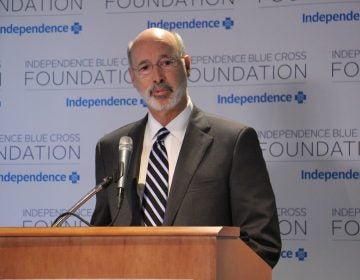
[148, 82, 173, 95]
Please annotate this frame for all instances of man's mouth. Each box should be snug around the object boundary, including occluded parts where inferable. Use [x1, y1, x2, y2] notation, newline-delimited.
[150, 84, 173, 97]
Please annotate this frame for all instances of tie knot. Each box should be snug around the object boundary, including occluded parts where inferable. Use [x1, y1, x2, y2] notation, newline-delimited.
[156, 127, 169, 143]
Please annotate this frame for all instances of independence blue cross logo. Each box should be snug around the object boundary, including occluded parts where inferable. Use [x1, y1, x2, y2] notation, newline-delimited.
[140, 98, 148, 108]
[222, 17, 234, 30]
[294, 91, 307, 104]
[68, 171, 80, 184]
[71, 22, 82, 35]
[295, 248, 308, 261]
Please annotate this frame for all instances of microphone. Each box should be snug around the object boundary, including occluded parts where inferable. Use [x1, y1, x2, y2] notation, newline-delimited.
[51, 175, 115, 227]
[117, 136, 133, 209]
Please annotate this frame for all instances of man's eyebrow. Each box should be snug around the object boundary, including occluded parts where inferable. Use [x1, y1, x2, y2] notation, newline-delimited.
[136, 59, 151, 66]
[136, 54, 173, 65]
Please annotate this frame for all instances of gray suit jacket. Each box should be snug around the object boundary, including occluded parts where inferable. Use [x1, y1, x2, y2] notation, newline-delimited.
[91, 106, 281, 268]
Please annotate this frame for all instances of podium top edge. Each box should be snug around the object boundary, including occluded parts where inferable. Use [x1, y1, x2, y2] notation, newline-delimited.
[0, 226, 240, 238]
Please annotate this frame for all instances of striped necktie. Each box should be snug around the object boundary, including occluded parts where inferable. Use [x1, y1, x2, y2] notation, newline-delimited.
[142, 127, 170, 226]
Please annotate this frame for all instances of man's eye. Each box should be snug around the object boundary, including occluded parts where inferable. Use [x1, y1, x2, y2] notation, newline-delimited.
[138, 65, 150, 72]
[161, 59, 174, 66]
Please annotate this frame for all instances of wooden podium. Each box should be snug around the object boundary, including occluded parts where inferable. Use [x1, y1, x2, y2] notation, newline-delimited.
[0, 226, 271, 279]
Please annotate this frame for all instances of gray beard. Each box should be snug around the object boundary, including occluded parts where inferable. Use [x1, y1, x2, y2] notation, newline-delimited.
[144, 81, 187, 112]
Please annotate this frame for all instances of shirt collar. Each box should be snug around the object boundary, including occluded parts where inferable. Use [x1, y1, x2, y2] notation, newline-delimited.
[147, 96, 193, 141]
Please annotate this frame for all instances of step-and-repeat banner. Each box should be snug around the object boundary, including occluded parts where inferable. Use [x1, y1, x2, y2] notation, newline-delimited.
[1, 1, 359, 279]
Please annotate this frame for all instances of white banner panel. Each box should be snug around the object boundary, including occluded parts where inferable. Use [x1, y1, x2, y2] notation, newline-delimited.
[1, 1, 360, 279]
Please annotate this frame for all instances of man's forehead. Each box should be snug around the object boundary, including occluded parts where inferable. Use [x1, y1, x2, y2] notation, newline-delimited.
[132, 29, 177, 50]
[131, 40, 177, 63]
[133, 36, 175, 52]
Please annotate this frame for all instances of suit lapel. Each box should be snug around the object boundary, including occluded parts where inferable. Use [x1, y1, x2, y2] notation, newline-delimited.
[125, 116, 147, 225]
[127, 116, 147, 185]
[163, 107, 213, 225]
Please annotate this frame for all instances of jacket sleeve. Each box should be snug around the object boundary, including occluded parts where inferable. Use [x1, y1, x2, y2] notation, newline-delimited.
[230, 126, 282, 268]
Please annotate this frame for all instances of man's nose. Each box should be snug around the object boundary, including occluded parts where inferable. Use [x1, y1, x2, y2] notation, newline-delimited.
[151, 64, 165, 83]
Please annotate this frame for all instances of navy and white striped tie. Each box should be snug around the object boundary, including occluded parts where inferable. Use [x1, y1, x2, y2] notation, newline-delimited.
[142, 127, 170, 226]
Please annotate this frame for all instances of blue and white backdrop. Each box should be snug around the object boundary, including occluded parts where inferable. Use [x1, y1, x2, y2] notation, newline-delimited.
[1, 1, 360, 279]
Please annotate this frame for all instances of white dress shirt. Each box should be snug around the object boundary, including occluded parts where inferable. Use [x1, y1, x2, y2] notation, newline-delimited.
[138, 97, 193, 195]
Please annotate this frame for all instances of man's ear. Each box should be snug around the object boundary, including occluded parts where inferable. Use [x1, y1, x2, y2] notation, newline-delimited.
[129, 67, 135, 82]
[184, 55, 191, 77]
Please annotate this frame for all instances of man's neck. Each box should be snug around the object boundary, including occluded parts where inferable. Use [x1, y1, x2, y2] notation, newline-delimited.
[149, 97, 188, 127]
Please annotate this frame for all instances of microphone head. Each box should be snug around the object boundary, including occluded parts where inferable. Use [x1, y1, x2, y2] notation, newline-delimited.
[119, 136, 133, 151]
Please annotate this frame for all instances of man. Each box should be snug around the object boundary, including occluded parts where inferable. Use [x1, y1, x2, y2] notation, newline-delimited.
[91, 28, 281, 268]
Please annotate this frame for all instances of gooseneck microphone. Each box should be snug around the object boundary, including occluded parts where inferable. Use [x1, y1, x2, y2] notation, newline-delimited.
[51, 175, 114, 227]
[117, 136, 133, 209]
[52, 136, 133, 227]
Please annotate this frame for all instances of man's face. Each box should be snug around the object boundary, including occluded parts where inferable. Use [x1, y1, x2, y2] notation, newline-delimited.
[129, 31, 190, 114]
